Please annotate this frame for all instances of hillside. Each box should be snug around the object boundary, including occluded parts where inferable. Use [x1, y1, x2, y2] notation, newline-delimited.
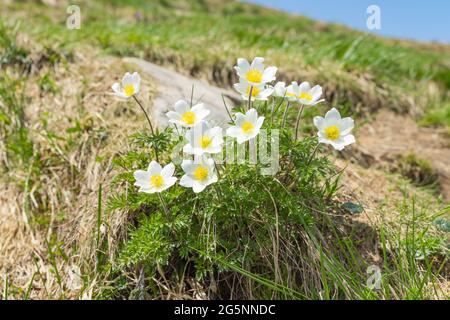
[0, 0, 449, 299]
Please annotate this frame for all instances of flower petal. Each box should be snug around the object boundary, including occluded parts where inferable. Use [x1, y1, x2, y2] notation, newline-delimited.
[313, 116, 325, 130]
[324, 108, 341, 122]
[180, 175, 195, 188]
[174, 100, 190, 114]
[251, 57, 265, 71]
[338, 117, 355, 135]
[262, 66, 277, 82]
[298, 81, 311, 92]
[161, 163, 175, 178]
[147, 161, 162, 175]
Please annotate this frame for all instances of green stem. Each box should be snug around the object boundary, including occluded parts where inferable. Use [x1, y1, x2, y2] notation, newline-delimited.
[294, 105, 304, 139]
[281, 101, 291, 128]
[307, 142, 320, 166]
[133, 95, 159, 161]
[248, 86, 253, 111]
[221, 94, 234, 123]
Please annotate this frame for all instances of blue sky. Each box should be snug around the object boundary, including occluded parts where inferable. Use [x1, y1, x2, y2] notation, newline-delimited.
[245, 0, 450, 43]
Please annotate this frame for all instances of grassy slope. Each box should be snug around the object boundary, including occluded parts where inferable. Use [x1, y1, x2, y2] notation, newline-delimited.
[5, 0, 450, 126]
[0, 0, 449, 299]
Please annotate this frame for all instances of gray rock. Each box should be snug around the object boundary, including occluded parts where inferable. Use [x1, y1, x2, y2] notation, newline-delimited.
[124, 57, 240, 128]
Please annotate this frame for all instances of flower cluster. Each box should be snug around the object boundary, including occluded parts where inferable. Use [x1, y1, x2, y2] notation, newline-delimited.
[111, 57, 355, 196]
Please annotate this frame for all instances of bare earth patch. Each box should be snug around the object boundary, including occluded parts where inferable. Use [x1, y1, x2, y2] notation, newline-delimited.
[352, 110, 450, 201]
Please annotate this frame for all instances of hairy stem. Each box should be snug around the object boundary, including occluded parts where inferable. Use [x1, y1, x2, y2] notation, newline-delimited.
[294, 105, 305, 139]
[133, 95, 159, 161]
[281, 101, 291, 128]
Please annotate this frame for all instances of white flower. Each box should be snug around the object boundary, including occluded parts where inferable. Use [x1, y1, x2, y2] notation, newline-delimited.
[183, 121, 224, 156]
[234, 57, 277, 86]
[273, 81, 287, 97]
[226, 108, 264, 144]
[233, 80, 273, 101]
[133, 161, 177, 193]
[166, 100, 210, 128]
[313, 108, 355, 151]
[112, 72, 141, 99]
[179, 157, 218, 193]
[285, 81, 324, 105]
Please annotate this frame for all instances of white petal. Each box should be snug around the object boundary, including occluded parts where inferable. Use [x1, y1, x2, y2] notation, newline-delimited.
[246, 108, 258, 123]
[147, 161, 162, 175]
[262, 66, 277, 83]
[226, 126, 242, 138]
[138, 187, 153, 194]
[183, 143, 197, 155]
[298, 81, 311, 92]
[134, 170, 150, 187]
[255, 116, 265, 130]
[131, 72, 141, 94]
[310, 85, 323, 100]
[174, 100, 190, 114]
[180, 175, 195, 188]
[166, 111, 182, 121]
[338, 117, 355, 135]
[163, 176, 177, 189]
[259, 87, 273, 100]
[236, 58, 250, 72]
[234, 113, 246, 126]
[313, 116, 325, 130]
[330, 140, 346, 151]
[251, 57, 265, 71]
[273, 82, 286, 97]
[236, 135, 247, 144]
[111, 83, 121, 94]
[324, 108, 341, 122]
[195, 109, 210, 122]
[161, 163, 175, 178]
[192, 182, 207, 193]
[233, 82, 246, 96]
[121, 72, 133, 86]
[342, 134, 356, 146]
[181, 160, 194, 173]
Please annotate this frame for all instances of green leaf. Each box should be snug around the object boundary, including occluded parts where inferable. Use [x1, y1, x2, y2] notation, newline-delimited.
[342, 202, 363, 214]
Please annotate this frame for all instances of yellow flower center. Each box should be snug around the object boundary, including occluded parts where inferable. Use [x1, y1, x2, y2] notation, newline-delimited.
[299, 92, 313, 101]
[193, 166, 209, 181]
[150, 174, 164, 188]
[246, 86, 261, 97]
[242, 121, 254, 134]
[123, 84, 135, 97]
[199, 135, 213, 149]
[324, 125, 340, 140]
[286, 92, 296, 98]
[245, 69, 263, 83]
[182, 111, 196, 125]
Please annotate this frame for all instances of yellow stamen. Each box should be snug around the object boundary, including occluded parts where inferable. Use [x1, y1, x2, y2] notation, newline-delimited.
[199, 135, 212, 149]
[299, 92, 313, 101]
[324, 125, 340, 140]
[193, 166, 209, 181]
[150, 174, 164, 188]
[182, 111, 196, 125]
[242, 121, 254, 133]
[123, 84, 135, 97]
[246, 86, 260, 97]
[245, 69, 263, 83]
[286, 92, 296, 97]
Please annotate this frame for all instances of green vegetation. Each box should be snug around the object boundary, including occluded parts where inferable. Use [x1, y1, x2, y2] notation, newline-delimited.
[3, 0, 450, 126]
[0, 0, 448, 300]
[394, 153, 439, 189]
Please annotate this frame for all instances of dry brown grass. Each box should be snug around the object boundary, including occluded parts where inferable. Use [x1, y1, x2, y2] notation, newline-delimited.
[0, 38, 159, 298]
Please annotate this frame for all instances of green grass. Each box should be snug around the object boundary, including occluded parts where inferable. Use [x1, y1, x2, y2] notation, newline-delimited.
[3, 0, 450, 126]
[94, 92, 448, 299]
[0, 0, 449, 300]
